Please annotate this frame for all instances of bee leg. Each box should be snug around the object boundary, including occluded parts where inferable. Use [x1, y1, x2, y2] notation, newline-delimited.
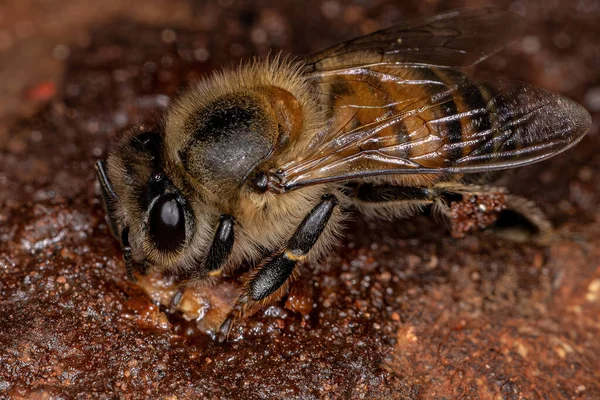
[185, 214, 235, 281]
[169, 215, 235, 313]
[349, 183, 435, 219]
[489, 194, 553, 244]
[429, 183, 553, 244]
[351, 182, 552, 244]
[120, 226, 136, 281]
[217, 194, 338, 342]
[206, 215, 236, 273]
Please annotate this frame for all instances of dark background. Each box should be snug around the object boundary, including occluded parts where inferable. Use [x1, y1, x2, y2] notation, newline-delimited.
[1, 0, 599, 398]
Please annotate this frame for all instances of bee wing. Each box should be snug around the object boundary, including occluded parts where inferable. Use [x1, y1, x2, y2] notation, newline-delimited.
[304, 7, 527, 72]
[273, 65, 591, 191]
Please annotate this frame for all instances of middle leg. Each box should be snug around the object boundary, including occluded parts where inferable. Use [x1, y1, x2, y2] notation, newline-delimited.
[217, 194, 339, 341]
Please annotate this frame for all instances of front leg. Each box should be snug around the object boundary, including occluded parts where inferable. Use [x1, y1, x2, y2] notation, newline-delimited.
[168, 214, 235, 311]
[217, 194, 338, 342]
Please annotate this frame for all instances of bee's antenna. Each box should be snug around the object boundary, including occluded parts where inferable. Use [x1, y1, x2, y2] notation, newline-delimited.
[96, 160, 135, 281]
[95, 160, 118, 200]
[120, 226, 135, 282]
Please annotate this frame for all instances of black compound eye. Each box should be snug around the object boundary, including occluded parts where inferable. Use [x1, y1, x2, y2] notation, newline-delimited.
[149, 194, 186, 252]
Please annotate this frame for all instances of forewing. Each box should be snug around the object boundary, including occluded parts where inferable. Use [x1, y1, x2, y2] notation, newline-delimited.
[272, 65, 591, 191]
[304, 7, 527, 72]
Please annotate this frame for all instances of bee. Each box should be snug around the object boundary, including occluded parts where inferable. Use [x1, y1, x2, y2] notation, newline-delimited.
[95, 8, 591, 341]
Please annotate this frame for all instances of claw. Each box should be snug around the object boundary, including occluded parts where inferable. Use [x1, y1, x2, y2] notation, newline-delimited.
[217, 313, 235, 343]
[168, 287, 184, 313]
[216, 295, 248, 342]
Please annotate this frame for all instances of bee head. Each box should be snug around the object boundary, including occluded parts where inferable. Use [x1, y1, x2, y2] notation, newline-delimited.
[96, 126, 211, 272]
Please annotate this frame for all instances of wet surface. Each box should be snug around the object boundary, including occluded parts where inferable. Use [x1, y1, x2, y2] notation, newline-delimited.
[1, 0, 600, 398]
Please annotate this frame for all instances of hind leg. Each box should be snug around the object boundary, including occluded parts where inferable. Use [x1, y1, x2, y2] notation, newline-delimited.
[432, 183, 552, 244]
[349, 182, 552, 244]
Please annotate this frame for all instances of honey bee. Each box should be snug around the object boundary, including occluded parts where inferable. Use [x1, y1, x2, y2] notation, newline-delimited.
[96, 8, 591, 341]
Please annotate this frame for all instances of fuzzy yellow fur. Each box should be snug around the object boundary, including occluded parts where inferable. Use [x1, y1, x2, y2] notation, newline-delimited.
[158, 56, 346, 285]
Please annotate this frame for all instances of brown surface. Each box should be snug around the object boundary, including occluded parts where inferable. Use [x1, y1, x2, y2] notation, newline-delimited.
[1, 0, 600, 398]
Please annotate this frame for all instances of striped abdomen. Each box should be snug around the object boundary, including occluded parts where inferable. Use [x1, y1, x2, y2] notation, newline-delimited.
[272, 64, 589, 191]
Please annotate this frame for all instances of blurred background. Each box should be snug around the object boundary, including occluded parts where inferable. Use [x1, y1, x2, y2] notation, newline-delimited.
[1, 0, 599, 124]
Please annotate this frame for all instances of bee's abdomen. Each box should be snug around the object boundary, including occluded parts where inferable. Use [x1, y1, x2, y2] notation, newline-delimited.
[422, 68, 498, 165]
[313, 66, 503, 168]
[280, 64, 589, 190]
[363, 66, 584, 168]
[416, 67, 592, 171]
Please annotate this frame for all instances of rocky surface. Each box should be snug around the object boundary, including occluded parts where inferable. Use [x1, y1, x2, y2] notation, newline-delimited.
[1, 0, 599, 398]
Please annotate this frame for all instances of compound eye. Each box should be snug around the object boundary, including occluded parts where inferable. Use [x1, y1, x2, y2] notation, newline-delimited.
[149, 194, 186, 252]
